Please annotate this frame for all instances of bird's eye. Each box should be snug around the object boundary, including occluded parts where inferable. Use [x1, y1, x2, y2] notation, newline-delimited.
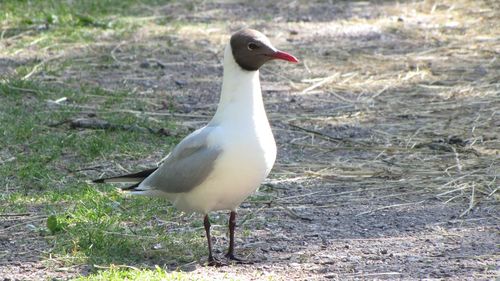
[247, 42, 259, 50]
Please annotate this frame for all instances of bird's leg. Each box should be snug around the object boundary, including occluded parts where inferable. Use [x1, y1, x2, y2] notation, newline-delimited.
[204, 215, 223, 266]
[225, 211, 250, 263]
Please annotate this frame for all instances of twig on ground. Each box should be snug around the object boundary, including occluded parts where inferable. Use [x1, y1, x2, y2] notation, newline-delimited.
[444, 193, 465, 204]
[0, 213, 32, 217]
[339, 71, 358, 84]
[3, 29, 34, 42]
[347, 272, 402, 277]
[110, 41, 126, 64]
[371, 85, 390, 100]
[300, 73, 339, 95]
[436, 183, 469, 197]
[275, 202, 313, 221]
[48, 117, 177, 136]
[452, 146, 463, 173]
[441, 171, 477, 188]
[47, 97, 68, 105]
[303, 60, 312, 74]
[0, 216, 48, 234]
[5, 85, 40, 94]
[405, 126, 424, 149]
[330, 91, 355, 103]
[355, 200, 426, 216]
[46, 102, 209, 119]
[487, 186, 497, 198]
[288, 123, 342, 143]
[22, 54, 63, 80]
[460, 183, 476, 217]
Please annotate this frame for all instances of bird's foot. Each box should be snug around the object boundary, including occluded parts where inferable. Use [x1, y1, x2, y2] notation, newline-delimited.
[207, 256, 226, 267]
[225, 253, 253, 264]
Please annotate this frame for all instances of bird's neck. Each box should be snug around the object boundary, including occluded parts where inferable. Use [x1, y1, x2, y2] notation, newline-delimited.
[210, 45, 267, 125]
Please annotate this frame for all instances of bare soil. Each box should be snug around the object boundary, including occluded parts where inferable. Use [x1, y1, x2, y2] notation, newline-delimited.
[1, 0, 499, 280]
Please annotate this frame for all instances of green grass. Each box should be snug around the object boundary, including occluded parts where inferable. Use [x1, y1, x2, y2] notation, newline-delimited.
[0, 76, 208, 276]
[0, 0, 171, 58]
[0, 79, 174, 186]
[74, 266, 201, 281]
[44, 184, 204, 266]
[0, 0, 166, 36]
[0, 3, 209, 271]
[0, 1, 210, 278]
[0, 1, 226, 279]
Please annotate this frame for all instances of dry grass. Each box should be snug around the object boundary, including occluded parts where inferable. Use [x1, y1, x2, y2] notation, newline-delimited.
[264, 0, 500, 217]
[1, 0, 499, 280]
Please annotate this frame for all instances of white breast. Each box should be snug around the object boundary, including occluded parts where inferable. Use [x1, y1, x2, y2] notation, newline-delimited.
[172, 124, 276, 213]
[167, 44, 277, 213]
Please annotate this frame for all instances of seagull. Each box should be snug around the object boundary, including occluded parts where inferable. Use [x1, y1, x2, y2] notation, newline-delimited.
[93, 28, 298, 266]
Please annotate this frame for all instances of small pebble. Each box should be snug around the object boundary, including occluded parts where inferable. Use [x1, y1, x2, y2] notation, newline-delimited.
[175, 80, 187, 87]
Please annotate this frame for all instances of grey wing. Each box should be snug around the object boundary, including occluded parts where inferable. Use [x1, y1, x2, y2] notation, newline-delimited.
[138, 126, 222, 193]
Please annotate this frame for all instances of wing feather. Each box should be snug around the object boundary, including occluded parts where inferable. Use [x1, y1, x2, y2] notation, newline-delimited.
[136, 126, 222, 193]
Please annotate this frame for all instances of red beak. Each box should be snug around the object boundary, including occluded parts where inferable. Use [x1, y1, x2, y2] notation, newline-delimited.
[271, 50, 299, 63]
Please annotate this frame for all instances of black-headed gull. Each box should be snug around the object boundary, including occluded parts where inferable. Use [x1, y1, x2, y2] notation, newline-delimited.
[94, 28, 298, 266]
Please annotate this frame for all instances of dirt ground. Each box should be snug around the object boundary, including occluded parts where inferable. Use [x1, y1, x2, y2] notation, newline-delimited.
[1, 0, 499, 280]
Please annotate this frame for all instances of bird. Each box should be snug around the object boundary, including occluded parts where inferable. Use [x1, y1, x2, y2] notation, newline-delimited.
[93, 28, 298, 266]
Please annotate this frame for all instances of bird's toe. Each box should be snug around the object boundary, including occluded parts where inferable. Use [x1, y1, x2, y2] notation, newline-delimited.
[206, 256, 227, 267]
[225, 253, 254, 264]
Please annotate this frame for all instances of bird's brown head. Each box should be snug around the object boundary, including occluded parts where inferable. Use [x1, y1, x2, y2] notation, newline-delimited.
[230, 29, 298, 71]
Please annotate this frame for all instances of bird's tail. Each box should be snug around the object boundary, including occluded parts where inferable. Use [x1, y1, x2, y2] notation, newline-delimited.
[93, 167, 158, 190]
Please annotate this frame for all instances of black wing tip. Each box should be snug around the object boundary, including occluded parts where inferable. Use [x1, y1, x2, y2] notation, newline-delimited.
[91, 167, 157, 186]
[93, 178, 106, 183]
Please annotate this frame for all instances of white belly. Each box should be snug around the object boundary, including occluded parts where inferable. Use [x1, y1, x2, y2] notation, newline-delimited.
[169, 127, 276, 213]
